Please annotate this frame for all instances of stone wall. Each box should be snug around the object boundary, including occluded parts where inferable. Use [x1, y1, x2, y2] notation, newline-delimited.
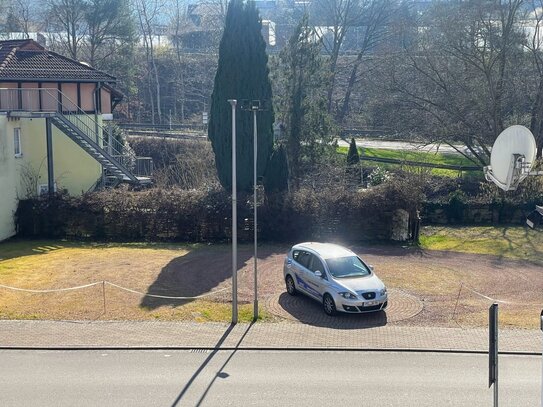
[422, 203, 533, 225]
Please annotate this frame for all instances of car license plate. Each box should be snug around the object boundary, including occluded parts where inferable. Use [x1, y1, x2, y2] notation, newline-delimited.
[363, 301, 378, 307]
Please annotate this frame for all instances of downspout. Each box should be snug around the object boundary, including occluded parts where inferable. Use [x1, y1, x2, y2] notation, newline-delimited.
[93, 81, 104, 186]
[93, 81, 102, 144]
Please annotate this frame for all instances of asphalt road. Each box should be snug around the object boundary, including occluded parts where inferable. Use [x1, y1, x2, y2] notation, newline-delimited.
[0, 350, 540, 406]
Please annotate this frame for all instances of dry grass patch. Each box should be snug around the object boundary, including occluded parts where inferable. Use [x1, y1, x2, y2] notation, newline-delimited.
[349, 245, 543, 329]
[1, 239, 541, 328]
[0, 240, 270, 323]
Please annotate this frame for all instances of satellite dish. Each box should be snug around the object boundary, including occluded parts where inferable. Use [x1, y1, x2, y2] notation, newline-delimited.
[484, 125, 537, 191]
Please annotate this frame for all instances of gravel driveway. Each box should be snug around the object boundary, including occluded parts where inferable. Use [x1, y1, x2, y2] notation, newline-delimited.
[153, 244, 543, 329]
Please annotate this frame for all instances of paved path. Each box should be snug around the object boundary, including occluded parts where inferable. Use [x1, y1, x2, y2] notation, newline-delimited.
[1, 320, 540, 353]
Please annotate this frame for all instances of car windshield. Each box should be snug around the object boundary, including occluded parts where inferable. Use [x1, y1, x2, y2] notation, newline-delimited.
[325, 256, 371, 278]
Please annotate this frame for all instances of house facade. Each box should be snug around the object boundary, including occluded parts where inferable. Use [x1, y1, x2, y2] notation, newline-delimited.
[0, 39, 149, 241]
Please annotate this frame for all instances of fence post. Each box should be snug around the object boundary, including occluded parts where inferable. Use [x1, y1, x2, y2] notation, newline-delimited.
[489, 303, 498, 407]
[102, 281, 106, 316]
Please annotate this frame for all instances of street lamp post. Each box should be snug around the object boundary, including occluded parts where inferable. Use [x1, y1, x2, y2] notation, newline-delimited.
[228, 99, 238, 324]
[540, 310, 542, 407]
[242, 99, 265, 321]
[252, 104, 258, 321]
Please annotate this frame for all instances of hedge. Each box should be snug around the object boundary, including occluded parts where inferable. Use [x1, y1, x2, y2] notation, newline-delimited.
[15, 182, 420, 243]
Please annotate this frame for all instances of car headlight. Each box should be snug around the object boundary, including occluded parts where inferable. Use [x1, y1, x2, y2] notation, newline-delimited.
[380, 288, 387, 296]
[338, 292, 357, 300]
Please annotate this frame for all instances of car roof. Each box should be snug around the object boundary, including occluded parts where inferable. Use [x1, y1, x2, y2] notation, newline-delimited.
[292, 242, 355, 259]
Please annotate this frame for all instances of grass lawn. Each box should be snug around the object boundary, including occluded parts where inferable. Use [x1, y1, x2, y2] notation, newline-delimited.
[420, 225, 543, 264]
[337, 146, 481, 178]
[0, 239, 270, 322]
[1, 235, 540, 329]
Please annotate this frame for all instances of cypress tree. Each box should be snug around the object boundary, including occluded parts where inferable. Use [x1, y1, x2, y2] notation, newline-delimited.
[346, 137, 361, 185]
[208, 0, 274, 192]
[264, 144, 289, 193]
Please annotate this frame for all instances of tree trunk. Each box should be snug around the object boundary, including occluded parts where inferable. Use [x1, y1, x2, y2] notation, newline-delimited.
[338, 55, 362, 123]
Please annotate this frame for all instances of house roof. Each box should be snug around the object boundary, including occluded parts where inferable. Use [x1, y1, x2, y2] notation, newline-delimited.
[0, 39, 116, 83]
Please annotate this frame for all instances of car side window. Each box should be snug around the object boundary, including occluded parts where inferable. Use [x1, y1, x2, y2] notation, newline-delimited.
[296, 251, 312, 269]
[308, 255, 326, 277]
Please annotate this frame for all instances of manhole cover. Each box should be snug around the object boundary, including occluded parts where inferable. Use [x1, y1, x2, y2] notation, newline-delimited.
[264, 288, 422, 327]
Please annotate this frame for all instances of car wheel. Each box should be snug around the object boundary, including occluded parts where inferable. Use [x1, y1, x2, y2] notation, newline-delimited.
[285, 275, 297, 296]
[323, 293, 337, 316]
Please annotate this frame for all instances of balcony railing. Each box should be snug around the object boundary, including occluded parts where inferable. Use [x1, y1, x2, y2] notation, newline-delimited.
[0, 88, 152, 179]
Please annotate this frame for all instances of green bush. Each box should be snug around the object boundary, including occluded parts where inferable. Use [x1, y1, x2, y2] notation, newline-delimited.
[368, 166, 390, 186]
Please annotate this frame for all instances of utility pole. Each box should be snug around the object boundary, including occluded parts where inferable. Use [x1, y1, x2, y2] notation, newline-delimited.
[540, 310, 542, 407]
[228, 99, 238, 324]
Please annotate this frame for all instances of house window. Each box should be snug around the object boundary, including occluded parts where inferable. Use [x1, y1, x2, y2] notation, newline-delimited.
[14, 128, 22, 157]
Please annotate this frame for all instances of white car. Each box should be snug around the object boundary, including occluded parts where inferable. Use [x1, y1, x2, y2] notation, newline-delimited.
[283, 242, 388, 316]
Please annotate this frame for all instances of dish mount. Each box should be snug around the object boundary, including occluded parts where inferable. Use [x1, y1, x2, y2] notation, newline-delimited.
[484, 125, 540, 191]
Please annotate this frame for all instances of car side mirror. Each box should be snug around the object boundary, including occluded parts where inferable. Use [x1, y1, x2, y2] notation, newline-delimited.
[314, 270, 323, 278]
[368, 265, 374, 272]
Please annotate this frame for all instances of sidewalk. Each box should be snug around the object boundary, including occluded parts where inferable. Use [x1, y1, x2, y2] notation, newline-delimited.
[0, 320, 540, 353]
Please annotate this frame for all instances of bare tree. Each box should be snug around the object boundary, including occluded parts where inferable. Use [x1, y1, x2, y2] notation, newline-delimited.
[523, 0, 543, 157]
[337, 0, 394, 122]
[47, 0, 88, 60]
[168, 0, 187, 121]
[133, 0, 166, 124]
[380, 0, 525, 165]
[312, 0, 361, 113]
[8, 0, 34, 37]
[85, 0, 134, 67]
[312, 0, 394, 121]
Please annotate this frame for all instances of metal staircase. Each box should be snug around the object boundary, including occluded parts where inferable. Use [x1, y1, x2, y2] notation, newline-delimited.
[51, 113, 142, 183]
[51, 113, 151, 184]
[0, 87, 152, 188]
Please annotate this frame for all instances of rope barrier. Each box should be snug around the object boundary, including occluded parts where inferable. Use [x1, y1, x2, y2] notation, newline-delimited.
[0, 280, 538, 305]
[462, 284, 542, 306]
[0, 282, 101, 293]
[104, 281, 230, 300]
[0, 281, 230, 300]
[463, 285, 513, 304]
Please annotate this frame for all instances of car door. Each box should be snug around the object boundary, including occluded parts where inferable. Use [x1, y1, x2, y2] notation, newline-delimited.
[304, 253, 328, 299]
[290, 250, 313, 295]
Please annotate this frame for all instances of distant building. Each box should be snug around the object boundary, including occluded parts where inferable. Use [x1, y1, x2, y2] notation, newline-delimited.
[184, 1, 277, 50]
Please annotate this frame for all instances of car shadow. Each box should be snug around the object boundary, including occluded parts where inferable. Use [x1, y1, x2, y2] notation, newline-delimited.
[276, 292, 387, 329]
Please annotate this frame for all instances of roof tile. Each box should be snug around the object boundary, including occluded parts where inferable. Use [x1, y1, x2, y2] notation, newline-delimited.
[0, 39, 116, 82]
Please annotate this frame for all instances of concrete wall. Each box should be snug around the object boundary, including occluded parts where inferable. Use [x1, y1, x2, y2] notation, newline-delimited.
[0, 114, 103, 241]
[12, 116, 102, 196]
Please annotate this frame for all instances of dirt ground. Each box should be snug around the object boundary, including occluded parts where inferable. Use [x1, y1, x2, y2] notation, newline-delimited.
[220, 244, 543, 329]
[0, 242, 541, 328]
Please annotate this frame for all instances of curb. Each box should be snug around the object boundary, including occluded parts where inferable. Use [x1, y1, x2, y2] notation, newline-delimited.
[0, 346, 539, 356]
